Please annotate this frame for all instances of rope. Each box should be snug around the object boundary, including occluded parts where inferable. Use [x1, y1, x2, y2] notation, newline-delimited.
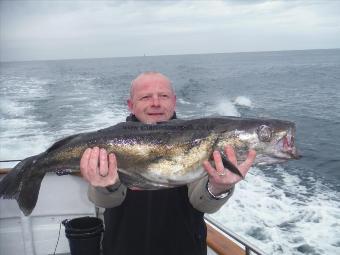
[53, 221, 62, 255]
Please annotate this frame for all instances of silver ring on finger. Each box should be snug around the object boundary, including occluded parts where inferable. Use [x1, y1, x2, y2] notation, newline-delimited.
[217, 170, 226, 176]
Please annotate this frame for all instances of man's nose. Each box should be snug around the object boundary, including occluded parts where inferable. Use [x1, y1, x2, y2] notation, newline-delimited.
[152, 96, 160, 106]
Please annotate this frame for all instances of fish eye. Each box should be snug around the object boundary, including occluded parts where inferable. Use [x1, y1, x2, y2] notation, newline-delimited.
[257, 125, 273, 142]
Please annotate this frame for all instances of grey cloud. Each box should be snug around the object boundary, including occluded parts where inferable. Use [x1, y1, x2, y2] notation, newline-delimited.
[1, 0, 339, 61]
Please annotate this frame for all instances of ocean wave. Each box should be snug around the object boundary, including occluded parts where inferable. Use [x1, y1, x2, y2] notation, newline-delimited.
[233, 96, 253, 108]
[212, 166, 340, 255]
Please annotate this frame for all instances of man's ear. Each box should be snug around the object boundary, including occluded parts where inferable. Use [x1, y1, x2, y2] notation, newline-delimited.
[127, 99, 133, 112]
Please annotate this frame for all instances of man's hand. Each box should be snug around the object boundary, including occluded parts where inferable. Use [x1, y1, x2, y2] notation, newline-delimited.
[203, 145, 256, 195]
[80, 147, 119, 187]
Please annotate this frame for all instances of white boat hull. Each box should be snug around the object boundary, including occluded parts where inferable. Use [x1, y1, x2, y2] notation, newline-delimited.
[0, 174, 96, 255]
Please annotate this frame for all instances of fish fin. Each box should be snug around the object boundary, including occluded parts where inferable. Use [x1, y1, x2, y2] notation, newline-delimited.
[0, 155, 45, 216]
[220, 154, 244, 178]
[17, 170, 45, 216]
[45, 134, 79, 153]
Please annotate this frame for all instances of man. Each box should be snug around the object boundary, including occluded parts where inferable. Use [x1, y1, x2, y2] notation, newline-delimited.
[80, 72, 256, 255]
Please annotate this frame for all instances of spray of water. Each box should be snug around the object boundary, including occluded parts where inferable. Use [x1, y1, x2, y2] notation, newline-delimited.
[233, 96, 253, 108]
[211, 99, 241, 117]
[211, 166, 340, 255]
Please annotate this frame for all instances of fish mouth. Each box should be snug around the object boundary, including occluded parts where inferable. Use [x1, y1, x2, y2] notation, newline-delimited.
[253, 128, 302, 165]
[276, 130, 301, 159]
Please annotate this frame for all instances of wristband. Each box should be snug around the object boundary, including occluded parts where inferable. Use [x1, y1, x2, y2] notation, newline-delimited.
[206, 181, 233, 200]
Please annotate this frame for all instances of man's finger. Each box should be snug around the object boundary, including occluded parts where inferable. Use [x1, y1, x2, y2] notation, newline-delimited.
[213, 151, 225, 173]
[107, 153, 118, 183]
[225, 145, 237, 165]
[87, 147, 100, 180]
[99, 148, 109, 177]
[203, 160, 218, 179]
[80, 148, 92, 180]
[240, 149, 256, 176]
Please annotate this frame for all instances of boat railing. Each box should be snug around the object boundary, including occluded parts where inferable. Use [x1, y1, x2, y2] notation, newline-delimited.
[205, 215, 267, 255]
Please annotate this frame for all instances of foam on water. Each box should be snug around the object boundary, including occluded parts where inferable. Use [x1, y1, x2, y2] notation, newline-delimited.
[0, 134, 54, 165]
[211, 166, 340, 255]
[84, 107, 128, 131]
[209, 99, 241, 117]
[0, 93, 49, 165]
[0, 100, 128, 168]
[233, 96, 253, 108]
[0, 114, 52, 169]
[0, 99, 29, 118]
[178, 98, 192, 105]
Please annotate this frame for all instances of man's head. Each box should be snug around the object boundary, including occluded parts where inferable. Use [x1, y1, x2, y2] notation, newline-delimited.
[128, 72, 176, 124]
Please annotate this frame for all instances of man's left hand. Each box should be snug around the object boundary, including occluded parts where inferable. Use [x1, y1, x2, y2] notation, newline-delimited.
[203, 145, 256, 196]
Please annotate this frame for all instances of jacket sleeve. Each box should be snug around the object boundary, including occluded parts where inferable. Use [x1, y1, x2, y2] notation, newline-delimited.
[87, 182, 127, 208]
[187, 176, 234, 214]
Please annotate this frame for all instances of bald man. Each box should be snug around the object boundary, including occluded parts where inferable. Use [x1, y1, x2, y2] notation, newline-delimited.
[80, 72, 256, 255]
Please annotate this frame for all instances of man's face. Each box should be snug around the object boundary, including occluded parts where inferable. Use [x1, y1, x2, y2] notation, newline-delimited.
[128, 74, 176, 124]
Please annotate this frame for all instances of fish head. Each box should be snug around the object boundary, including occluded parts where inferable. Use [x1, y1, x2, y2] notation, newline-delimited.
[253, 121, 300, 164]
[216, 118, 300, 165]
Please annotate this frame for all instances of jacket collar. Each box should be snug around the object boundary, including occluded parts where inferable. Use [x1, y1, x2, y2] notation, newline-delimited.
[126, 112, 177, 122]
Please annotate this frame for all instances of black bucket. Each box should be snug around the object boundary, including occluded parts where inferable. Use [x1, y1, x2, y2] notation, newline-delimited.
[62, 216, 104, 255]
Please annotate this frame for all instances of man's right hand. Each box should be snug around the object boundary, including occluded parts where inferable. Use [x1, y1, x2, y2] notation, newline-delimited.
[80, 147, 119, 187]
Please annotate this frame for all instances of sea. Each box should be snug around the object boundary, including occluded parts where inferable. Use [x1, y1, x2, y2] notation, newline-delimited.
[0, 49, 339, 255]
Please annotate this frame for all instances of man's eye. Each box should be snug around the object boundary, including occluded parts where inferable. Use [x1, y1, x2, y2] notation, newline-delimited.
[140, 96, 150, 100]
[160, 94, 169, 98]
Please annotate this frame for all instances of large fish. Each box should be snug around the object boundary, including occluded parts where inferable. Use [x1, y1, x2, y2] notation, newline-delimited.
[0, 117, 299, 215]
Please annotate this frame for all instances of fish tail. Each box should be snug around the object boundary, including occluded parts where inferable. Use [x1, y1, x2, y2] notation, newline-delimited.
[0, 155, 45, 216]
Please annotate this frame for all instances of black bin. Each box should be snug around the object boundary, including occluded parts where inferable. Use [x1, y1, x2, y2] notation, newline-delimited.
[62, 216, 104, 255]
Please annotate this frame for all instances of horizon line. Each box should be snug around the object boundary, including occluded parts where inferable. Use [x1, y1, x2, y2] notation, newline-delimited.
[1, 47, 339, 64]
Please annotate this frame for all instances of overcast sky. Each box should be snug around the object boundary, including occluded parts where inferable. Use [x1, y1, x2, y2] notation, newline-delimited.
[1, 0, 339, 62]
